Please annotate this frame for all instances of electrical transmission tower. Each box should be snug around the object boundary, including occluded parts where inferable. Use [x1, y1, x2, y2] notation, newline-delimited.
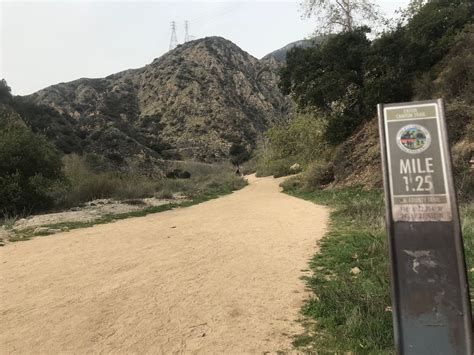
[184, 20, 189, 42]
[169, 21, 178, 50]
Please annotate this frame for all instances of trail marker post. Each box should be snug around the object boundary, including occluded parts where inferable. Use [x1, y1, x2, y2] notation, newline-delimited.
[377, 99, 472, 354]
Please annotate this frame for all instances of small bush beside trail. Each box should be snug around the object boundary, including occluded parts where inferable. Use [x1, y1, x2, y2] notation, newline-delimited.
[300, 160, 334, 190]
[165, 168, 192, 179]
[256, 156, 296, 178]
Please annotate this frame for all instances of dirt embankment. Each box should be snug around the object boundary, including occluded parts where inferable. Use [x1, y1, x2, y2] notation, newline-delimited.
[0, 175, 328, 354]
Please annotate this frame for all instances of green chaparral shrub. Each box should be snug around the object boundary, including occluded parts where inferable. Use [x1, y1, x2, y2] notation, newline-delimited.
[301, 160, 335, 190]
[0, 115, 64, 215]
[229, 142, 250, 167]
[414, 24, 474, 104]
[256, 156, 297, 178]
[165, 168, 192, 179]
[255, 112, 329, 177]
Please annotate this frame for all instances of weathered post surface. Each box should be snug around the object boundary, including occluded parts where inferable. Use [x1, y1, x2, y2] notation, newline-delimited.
[377, 99, 472, 354]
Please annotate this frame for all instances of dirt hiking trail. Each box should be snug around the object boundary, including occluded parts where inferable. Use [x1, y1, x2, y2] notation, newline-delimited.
[1, 175, 328, 354]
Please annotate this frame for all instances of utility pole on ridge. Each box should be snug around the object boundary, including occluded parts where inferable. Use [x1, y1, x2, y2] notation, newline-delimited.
[169, 21, 178, 50]
[184, 20, 189, 43]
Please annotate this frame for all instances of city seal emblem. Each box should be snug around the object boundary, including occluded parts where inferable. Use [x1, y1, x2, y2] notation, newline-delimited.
[396, 124, 431, 154]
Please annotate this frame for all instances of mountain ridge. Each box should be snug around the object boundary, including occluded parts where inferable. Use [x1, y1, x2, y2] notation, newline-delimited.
[27, 36, 290, 171]
[262, 38, 322, 63]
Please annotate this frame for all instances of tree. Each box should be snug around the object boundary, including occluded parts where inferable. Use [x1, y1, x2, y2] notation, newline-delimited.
[280, 27, 371, 144]
[283, 0, 473, 130]
[396, 0, 427, 24]
[0, 112, 64, 215]
[364, 0, 474, 111]
[0, 79, 12, 104]
[229, 143, 250, 168]
[301, 0, 382, 33]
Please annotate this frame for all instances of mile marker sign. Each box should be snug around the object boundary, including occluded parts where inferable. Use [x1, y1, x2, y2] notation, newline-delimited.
[378, 99, 472, 354]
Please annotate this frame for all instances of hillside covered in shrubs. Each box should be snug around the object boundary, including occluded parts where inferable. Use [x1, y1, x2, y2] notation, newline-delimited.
[27, 36, 289, 166]
[0, 80, 245, 218]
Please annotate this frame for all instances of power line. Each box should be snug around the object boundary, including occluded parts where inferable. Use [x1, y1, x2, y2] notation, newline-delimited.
[188, 3, 242, 25]
[184, 20, 189, 42]
[169, 21, 178, 50]
[167, 4, 243, 51]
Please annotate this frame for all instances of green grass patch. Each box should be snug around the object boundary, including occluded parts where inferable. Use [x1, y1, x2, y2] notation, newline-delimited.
[10, 184, 244, 242]
[285, 185, 474, 353]
[461, 202, 474, 293]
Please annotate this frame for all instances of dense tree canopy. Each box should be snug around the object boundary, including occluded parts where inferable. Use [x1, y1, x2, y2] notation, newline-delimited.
[0, 115, 65, 214]
[0, 80, 65, 215]
[281, 0, 474, 144]
[280, 27, 370, 112]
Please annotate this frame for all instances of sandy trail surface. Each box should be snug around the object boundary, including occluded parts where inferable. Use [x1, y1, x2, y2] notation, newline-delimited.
[0, 175, 328, 354]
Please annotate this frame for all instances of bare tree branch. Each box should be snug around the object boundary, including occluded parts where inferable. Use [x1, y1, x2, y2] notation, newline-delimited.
[301, 0, 384, 34]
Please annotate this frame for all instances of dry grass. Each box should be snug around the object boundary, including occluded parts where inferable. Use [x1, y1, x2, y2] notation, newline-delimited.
[53, 155, 246, 209]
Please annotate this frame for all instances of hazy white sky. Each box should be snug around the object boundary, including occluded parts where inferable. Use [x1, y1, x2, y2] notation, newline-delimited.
[1, 0, 409, 95]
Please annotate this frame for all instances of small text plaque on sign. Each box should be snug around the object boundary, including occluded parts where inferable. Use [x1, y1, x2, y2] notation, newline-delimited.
[383, 102, 452, 222]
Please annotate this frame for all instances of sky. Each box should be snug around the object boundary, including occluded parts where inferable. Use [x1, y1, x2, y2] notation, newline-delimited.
[1, 0, 410, 95]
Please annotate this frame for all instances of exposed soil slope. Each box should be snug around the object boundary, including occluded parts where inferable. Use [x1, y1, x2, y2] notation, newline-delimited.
[0, 175, 328, 354]
[330, 104, 473, 190]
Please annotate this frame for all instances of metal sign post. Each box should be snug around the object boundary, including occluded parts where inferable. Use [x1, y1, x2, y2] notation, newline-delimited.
[378, 99, 472, 354]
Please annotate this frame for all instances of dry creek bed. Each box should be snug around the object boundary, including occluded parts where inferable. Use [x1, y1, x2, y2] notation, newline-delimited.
[0, 195, 189, 245]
